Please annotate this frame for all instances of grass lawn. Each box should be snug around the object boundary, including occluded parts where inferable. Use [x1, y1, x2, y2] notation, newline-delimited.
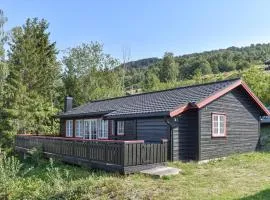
[1, 152, 270, 199]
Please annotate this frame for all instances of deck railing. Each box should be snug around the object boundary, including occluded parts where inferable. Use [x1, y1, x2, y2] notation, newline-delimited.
[15, 135, 168, 173]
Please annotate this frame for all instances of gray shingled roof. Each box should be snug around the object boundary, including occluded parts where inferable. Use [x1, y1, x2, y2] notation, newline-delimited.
[58, 78, 240, 119]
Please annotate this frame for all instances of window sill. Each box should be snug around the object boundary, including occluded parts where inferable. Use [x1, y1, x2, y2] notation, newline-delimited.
[211, 135, 227, 139]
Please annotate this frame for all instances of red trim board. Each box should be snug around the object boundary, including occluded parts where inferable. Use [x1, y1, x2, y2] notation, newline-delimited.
[170, 80, 270, 117]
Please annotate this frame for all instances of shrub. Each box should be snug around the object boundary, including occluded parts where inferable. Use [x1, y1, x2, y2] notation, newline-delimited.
[27, 146, 43, 166]
[0, 150, 22, 199]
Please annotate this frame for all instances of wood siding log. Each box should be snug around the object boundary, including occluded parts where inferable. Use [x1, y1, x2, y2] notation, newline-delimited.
[199, 87, 261, 160]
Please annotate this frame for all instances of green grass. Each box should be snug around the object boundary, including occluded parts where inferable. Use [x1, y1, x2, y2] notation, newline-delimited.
[1, 152, 270, 199]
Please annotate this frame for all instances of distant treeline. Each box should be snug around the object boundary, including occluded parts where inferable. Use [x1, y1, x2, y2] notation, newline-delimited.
[123, 43, 270, 91]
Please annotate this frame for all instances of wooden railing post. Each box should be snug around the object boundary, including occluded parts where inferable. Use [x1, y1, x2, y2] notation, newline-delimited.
[161, 139, 168, 162]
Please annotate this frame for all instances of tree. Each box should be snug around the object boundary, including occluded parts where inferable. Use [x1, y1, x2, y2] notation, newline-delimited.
[62, 42, 123, 105]
[0, 9, 8, 97]
[159, 52, 178, 82]
[236, 60, 251, 70]
[4, 18, 61, 136]
[180, 58, 212, 79]
[0, 10, 9, 149]
[242, 67, 270, 107]
[143, 70, 160, 91]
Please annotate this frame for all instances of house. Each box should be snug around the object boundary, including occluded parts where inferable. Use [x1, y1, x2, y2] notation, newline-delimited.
[264, 59, 270, 71]
[261, 109, 270, 150]
[57, 78, 270, 161]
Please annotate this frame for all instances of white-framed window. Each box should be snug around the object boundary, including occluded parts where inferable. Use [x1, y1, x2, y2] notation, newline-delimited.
[117, 121, 125, 135]
[75, 120, 84, 137]
[66, 120, 73, 137]
[100, 120, 108, 138]
[212, 113, 226, 137]
[111, 120, 115, 136]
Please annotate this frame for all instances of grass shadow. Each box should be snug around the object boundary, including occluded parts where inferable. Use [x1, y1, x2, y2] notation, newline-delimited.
[238, 189, 270, 200]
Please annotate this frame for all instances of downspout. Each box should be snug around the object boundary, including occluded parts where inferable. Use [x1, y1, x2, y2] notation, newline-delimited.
[164, 116, 177, 162]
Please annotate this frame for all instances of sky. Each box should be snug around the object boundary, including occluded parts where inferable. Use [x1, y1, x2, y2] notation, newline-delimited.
[1, 0, 270, 61]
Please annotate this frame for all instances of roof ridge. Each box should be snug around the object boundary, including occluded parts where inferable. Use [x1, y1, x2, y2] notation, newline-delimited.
[89, 78, 241, 103]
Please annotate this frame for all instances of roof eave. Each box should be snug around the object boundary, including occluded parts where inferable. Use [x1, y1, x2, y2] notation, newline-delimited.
[104, 111, 170, 119]
[170, 79, 270, 117]
[56, 111, 113, 119]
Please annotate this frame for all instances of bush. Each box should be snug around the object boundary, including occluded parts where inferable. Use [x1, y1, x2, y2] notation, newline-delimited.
[27, 146, 43, 166]
[0, 150, 22, 199]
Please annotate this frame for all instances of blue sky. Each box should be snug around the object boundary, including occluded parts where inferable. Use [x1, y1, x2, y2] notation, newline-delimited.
[1, 0, 270, 61]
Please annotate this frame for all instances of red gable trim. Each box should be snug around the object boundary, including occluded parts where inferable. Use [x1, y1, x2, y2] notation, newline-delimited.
[241, 81, 270, 116]
[169, 104, 196, 117]
[196, 79, 242, 109]
[170, 79, 270, 117]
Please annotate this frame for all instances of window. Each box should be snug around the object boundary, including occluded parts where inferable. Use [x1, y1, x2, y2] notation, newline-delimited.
[111, 120, 115, 136]
[117, 121, 125, 135]
[75, 120, 84, 137]
[66, 120, 73, 137]
[212, 113, 226, 137]
[100, 120, 108, 138]
[74, 119, 109, 139]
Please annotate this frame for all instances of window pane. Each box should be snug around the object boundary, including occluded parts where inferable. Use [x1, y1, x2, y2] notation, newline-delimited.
[213, 128, 218, 135]
[80, 120, 84, 137]
[75, 120, 80, 137]
[212, 114, 226, 137]
[117, 121, 124, 135]
[220, 127, 224, 134]
[66, 120, 73, 137]
[213, 121, 218, 128]
[103, 120, 108, 138]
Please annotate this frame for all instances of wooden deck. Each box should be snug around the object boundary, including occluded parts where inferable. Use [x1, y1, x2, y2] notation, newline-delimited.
[15, 135, 168, 174]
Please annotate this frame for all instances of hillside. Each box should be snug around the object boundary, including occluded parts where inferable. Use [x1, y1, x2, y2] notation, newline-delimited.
[126, 43, 270, 70]
[125, 57, 160, 69]
[123, 43, 270, 97]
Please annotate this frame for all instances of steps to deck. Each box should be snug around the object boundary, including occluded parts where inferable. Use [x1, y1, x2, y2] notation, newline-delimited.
[140, 166, 181, 178]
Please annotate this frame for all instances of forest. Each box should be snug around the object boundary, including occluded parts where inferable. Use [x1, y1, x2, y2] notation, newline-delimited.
[0, 10, 270, 150]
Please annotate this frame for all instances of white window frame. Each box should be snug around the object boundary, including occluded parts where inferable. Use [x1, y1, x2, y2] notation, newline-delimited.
[75, 120, 84, 137]
[66, 120, 73, 137]
[212, 113, 226, 137]
[117, 121, 125, 135]
[73, 118, 109, 139]
[111, 120, 115, 136]
[99, 120, 108, 139]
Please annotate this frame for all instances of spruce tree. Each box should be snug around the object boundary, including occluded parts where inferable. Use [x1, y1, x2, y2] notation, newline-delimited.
[5, 18, 61, 136]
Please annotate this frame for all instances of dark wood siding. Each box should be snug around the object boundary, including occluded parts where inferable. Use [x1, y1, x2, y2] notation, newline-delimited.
[199, 87, 261, 160]
[172, 109, 199, 161]
[137, 118, 169, 143]
[60, 119, 65, 137]
[109, 120, 137, 140]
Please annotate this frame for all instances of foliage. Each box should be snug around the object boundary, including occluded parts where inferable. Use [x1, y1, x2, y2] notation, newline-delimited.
[62, 42, 124, 105]
[159, 52, 179, 82]
[0, 152, 269, 199]
[0, 10, 10, 150]
[126, 43, 270, 91]
[0, 151, 22, 199]
[2, 18, 61, 142]
[28, 147, 43, 166]
[242, 67, 270, 106]
[0, 9, 8, 94]
[143, 70, 160, 90]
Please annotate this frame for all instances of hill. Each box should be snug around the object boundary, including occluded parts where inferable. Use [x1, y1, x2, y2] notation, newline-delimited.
[126, 43, 270, 71]
[124, 57, 160, 70]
